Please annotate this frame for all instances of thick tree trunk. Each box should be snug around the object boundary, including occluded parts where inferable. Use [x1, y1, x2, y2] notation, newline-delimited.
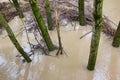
[44, 0, 53, 30]
[0, 13, 31, 62]
[112, 22, 120, 47]
[87, 0, 103, 70]
[12, 0, 24, 18]
[78, 0, 86, 25]
[29, 0, 55, 51]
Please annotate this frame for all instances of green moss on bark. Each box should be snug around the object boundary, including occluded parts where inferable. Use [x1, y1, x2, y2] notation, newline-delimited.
[78, 0, 86, 26]
[12, 0, 24, 18]
[112, 22, 120, 47]
[0, 13, 31, 62]
[44, 0, 53, 30]
[29, 0, 55, 51]
[87, 0, 103, 70]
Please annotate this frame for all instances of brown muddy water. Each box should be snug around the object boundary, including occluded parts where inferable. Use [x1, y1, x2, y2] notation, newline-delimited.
[0, 0, 120, 80]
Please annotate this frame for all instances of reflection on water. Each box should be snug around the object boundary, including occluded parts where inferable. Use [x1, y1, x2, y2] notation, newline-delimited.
[0, 0, 120, 80]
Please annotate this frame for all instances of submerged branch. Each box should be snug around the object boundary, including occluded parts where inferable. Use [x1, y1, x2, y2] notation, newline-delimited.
[80, 31, 92, 39]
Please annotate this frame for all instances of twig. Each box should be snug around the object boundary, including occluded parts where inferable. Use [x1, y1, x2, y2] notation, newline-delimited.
[21, 18, 34, 54]
[2, 27, 24, 39]
[69, 19, 77, 30]
[103, 15, 118, 27]
[80, 31, 92, 39]
[33, 31, 48, 55]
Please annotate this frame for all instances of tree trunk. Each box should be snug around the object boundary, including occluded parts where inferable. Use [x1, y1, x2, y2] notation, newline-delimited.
[78, 0, 86, 25]
[29, 0, 55, 51]
[54, 1, 63, 55]
[87, 0, 103, 70]
[112, 21, 120, 47]
[0, 13, 31, 62]
[12, 0, 24, 18]
[44, 0, 53, 30]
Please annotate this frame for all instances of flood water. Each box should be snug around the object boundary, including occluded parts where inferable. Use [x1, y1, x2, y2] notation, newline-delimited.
[0, 0, 120, 80]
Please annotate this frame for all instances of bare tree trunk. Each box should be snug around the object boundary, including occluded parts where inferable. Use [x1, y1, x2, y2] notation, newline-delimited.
[112, 21, 120, 47]
[44, 0, 53, 30]
[29, 0, 55, 51]
[87, 0, 103, 70]
[12, 0, 24, 18]
[78, 0, 86, 25]
[54, 0, 63, 55]
[0, 13, 31, 62]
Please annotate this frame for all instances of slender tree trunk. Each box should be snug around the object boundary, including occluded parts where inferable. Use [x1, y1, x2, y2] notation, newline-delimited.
[29, 0, 55, 51]
[87, 0, 103, 70]
[44, 0, 53, 30]
[12, 0, 24, 18]
[78, 0, 86, 25]
[112, 21, 120, 47]
[54, 0, 63, 55]
[0, 13, 31, 62]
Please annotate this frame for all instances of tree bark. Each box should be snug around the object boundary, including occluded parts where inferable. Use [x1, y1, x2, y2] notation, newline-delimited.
[78, 0, 86, 25]
[12, 0, 24, 18]
[0, 13, 31, 62]
[29, 0, 55, 51]
[112, 21, 120, 47]
[87, 0, 103, 70]
[44, 0, 53, 30]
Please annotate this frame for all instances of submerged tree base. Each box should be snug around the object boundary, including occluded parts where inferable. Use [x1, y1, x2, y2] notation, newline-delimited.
[112, 43, 119, 47]
[112, 22, 120, 48]
[56, 47, 63, 56]
[87, 66, 95, 71]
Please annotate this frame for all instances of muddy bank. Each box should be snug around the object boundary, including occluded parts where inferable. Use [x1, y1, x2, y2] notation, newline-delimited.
[0, 0, 116, 37]
[0, 2, 30, 22]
